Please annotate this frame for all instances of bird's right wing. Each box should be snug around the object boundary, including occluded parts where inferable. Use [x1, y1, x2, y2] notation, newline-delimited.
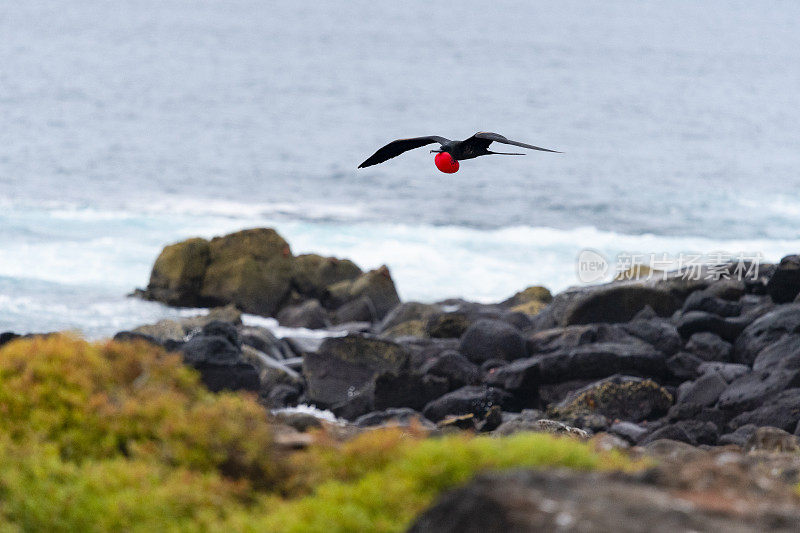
[472, 132, 561, 153]
[358, 136, 450, 168]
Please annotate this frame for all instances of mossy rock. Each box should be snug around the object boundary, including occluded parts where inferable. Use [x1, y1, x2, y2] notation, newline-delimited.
[292, 254, 362, 299]
[143, 228, 378, 318]
[133, 319, 187, 342]
[323, 279, 354, 309]
[382, 320, 428, 339]
[131, 305, 242, 343]
[379, 302, 442, 333]
[350, 266, 401, 319]
[547, 375, 673, 423]
[201, 256, 294, 316]
[324, 265, 401, 321]
[510, 299, 549, 316]
[425, 312, 471, 338]
[146, 237, 210, 306]
[502, 285, 553, 307]
[208, 227, 291, 263]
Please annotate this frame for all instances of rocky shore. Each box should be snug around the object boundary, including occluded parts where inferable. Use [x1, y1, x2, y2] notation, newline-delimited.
[6, 227, 800, 529]
[120, 228, 800, 448]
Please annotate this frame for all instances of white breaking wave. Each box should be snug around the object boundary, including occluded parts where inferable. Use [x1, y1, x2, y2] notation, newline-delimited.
[272, 404, 341, 424]
[3, 197, 800, 337]
[2, 200, 800, 302]
[242, 314, 348, 340]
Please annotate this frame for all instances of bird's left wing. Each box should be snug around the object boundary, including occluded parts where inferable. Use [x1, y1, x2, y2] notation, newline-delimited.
[471, 132, 561, 153]
[358, 136, 450, 168]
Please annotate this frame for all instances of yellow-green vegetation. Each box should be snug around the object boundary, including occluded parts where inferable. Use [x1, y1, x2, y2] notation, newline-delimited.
[0, 335, 641, 532]
[270, 428, 637, 533]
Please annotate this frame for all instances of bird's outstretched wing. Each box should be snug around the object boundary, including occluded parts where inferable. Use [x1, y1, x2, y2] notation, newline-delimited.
[358, 136, 450, 168]
[468, 132, 561, 153]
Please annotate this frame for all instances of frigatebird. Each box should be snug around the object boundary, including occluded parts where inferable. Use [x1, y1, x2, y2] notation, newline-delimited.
[358, 131, 560, 173]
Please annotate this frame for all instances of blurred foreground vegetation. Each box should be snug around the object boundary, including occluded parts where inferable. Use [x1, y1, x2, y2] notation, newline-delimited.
[0, 335, 638, 532]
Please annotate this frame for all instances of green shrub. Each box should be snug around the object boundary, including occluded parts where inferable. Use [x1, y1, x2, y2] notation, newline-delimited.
[264, 428, 638, 533]
[0, 335, 281, 488]
[0, 437, 259, 532]
[0, 335, 641, 532]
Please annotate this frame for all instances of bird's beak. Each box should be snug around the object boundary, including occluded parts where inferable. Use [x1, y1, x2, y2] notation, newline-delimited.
[430, 149, 441, 153]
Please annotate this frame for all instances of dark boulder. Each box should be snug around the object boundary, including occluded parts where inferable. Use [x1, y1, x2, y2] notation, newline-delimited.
[767, 254, 800, 303]
[728, 388, 800, 432]
[483, 357, 539, 407]
[695, 362, 749, 383]
[639, 420, 719, 446]
[422, 385, 512, 422]
[718, 424, 758, 447]
[332, 295, 375, 324]
[499, 311, 534, 331]
[373, 371, 449, 411]
[130, 305, 242, 344]
[330, 393, 374, 420]
[547, 375, 672, 423]
[239, 326, 289, 360]
[265, 383, 301, 408]
[621, 319, 682, 356]
[675, 371, 728, 407]
[608, 421, 648, 444]
[665, 403, 732, 430]
[536, 342, 668, 383]
[354, 408, 434, 429]
[718, 369, 800, 413]
[562, 284, 680, 326]
[752, 334, 800, 371]
[666, 352, 705, 381]
[408, 467, 794, 533]
[113, 331, 163, 346]
[0, 332, 20, 347]
[178, 321, 259, 392]
[425, 312, 471, 339]
[276, 299, 330, 329]
[675, 311, 744, 342]
[527, 324, 642, 355]
[684, 332, 732, 362]
[459, 319, 526, 364]
[538, 379, 597, 406]
[733, 304, 800, 365]
[419, 350, 480, 389]
[681, 291, 741, 317]
[404, 338, 461, 370]
[704, 279, 746, 301]
[302, 335, 408, 407]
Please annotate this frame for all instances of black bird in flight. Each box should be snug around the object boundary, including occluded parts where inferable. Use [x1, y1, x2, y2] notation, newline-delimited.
[358, 131, 560, 173]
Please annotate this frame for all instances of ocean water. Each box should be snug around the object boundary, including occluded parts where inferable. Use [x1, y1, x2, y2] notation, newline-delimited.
[2, 1, 800, 338]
